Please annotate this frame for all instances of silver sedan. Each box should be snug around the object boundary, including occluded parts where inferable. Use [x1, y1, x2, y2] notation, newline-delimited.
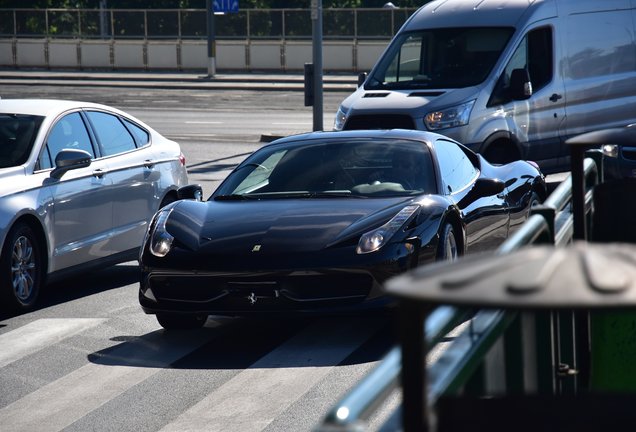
[0, 99, 189, 312]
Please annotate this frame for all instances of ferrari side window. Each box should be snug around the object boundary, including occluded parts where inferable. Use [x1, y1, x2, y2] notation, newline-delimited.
[434, 139, 477, 193]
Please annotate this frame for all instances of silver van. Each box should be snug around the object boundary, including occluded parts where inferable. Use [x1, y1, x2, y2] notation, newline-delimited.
[333, 0, 636, 173]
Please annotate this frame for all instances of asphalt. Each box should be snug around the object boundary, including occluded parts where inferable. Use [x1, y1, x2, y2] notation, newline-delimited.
[0, 69, 359, 92]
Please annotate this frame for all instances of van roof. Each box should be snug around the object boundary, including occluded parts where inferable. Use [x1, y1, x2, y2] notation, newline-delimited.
[407, 0, 556, 29]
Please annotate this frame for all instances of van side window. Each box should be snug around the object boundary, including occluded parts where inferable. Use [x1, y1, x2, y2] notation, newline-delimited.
[489, 27, 553, 106]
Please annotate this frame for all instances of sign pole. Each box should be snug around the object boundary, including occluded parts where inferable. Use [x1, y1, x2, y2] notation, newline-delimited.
[206, 0, 216, 77]
[311, 0, 323, 131]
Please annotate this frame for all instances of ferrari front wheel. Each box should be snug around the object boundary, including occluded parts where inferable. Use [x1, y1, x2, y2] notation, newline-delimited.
[156, 313, 207, 330]
[436, 223, 459, 262]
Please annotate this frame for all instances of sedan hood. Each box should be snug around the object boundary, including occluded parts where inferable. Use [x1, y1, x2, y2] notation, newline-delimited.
[167, 197, 413, 254]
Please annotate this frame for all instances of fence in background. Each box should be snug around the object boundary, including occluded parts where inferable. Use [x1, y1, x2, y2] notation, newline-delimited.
[0, 7, 418, 72]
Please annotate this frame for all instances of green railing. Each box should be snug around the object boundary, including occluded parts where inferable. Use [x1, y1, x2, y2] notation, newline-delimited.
[0, 8, 417, 41]
[316, 152, 603, 432]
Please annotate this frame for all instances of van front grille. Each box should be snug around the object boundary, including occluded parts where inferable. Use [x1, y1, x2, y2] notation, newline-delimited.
[343, 114, 415, 130]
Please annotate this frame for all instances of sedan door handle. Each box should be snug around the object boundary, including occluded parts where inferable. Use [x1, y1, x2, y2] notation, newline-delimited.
[92, 169, 105, 178]
[144, 159, 155, 169]
[549, 93, 562, 102]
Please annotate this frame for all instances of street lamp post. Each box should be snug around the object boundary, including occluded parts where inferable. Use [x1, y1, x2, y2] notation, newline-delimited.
[311, 0, 323, 131]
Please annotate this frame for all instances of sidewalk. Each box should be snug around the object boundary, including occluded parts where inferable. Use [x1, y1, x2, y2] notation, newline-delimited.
[0, 69, 358, 92]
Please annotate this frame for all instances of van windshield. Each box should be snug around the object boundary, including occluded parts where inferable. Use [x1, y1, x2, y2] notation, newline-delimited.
[366, 27, 514, 90]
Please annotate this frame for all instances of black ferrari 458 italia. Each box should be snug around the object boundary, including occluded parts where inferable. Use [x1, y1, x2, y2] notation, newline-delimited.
[139, 129, 546, 328]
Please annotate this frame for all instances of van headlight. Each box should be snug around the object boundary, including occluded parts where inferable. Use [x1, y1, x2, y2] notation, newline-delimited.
[357, 205, 420, 254]
[333, 106, 348, 131]
[149, 208, 174, 257]
[424, 100, 475, 130]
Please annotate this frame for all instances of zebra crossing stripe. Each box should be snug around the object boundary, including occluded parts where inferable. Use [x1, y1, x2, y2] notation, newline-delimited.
[0, 323, 220, 432]
[159, 317, 381, 432]
[0, 318, 106, 368]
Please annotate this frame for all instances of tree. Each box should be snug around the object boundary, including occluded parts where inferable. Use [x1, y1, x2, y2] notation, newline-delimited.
[1, 0, 425, 8]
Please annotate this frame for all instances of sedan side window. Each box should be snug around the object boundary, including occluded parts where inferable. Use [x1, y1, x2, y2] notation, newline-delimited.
[40, 112, 95, 169]
[434, 139, 478, 193]
[123, 119, 150, 146]
[86, 111, 137, 157]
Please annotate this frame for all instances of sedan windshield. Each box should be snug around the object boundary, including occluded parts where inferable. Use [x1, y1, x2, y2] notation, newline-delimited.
[0, 114, 43, 168]
[214, 138, 436, 199]
[366, 27, 513, 90]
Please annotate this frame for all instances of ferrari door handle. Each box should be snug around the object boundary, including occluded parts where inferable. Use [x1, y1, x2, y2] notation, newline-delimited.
[144, 159, 155, 168]
[549, 93, 562, 102]
[92, 169, 105, 178]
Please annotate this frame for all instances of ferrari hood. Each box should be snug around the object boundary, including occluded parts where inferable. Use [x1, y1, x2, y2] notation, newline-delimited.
[167, 197, 413, 254]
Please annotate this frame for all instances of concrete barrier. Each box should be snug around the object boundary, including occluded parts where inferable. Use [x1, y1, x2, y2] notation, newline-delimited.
[0, 38, 389, 72]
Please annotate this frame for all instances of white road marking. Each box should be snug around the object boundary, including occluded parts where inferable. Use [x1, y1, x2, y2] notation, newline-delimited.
[272, 122, 311, 125]
[0, 318, 105, 368]
[185, 121, 223, 124]
[160, 317, 380, 432]
[0, 322, 223, 432]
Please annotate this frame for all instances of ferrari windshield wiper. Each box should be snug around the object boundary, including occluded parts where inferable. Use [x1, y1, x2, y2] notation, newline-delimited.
[215, 191, 366, 200]
[213, 194, 258, 201]
[308, 191, 366, 198]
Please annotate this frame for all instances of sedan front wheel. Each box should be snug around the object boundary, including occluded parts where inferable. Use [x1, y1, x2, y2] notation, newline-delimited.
[0, 222, 43, 311]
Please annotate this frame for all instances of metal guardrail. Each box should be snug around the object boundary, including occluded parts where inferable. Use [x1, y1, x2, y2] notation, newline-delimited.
[0, 8, 417, 41]
[316, 156, 601, 432]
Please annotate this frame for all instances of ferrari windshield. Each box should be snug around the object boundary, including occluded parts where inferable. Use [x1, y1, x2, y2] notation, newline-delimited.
[365, 27, 513, 90]
[214, 138, 436, 199]
[0, 114, 43, 168]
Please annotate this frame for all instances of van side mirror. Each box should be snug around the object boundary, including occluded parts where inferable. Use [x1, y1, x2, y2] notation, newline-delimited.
[357, 72, 367, 88]
[510, 68, 532, 100]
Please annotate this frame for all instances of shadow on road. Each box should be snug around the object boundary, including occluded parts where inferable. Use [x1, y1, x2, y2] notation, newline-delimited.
[0, 262, 140, 322]
[87, 312, 397, 369]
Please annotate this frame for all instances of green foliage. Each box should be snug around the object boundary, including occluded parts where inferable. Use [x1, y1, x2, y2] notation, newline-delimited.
[1, 0, 425, 8]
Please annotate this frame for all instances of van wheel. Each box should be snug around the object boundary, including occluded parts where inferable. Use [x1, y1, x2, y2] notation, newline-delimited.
[0, 222, 43, 312]
[483, 142, 519, 165]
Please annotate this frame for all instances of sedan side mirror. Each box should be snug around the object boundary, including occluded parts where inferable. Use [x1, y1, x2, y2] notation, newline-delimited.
[50, 149, 92, 179]
[177, 184, 203, 201]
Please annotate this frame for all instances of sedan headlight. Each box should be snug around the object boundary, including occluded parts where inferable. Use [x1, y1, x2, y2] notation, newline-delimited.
[149, 208, 174, 257]
[424, 100, 475, 130]
[357, 205, 420, 254]
[333, 106, 348, 131]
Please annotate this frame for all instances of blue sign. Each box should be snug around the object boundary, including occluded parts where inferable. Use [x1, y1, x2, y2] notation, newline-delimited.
[213, 0, 239, 13]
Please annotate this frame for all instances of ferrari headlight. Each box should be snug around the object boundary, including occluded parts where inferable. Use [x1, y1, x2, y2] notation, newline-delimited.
[602, 144, 619, 158]
[333, 106, 348, 131]
[150, 208, 174, 257]
[424, 100, 475, 130]
[357, 205, 420, 254]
